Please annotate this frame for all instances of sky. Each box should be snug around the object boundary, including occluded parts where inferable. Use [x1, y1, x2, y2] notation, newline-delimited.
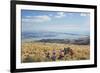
[21, 10, 90, 35]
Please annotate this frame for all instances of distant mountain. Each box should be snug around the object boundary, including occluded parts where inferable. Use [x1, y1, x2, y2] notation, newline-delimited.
[21, 31, 58, 38]
[37, 39, 70, 44]
[37, 36, 90, 45]
[70, 36, 90, 45]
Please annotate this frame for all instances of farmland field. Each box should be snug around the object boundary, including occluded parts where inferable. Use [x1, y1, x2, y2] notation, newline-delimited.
[21, 42, 90, 63]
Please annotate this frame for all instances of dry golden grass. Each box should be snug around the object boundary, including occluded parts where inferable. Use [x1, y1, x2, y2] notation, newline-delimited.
[21, 42, 90, 63]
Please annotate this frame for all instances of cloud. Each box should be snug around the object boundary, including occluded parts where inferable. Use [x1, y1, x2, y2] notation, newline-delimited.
[22, 15, 51, 23]
[55, 12, 66, 18]
[49, 14, 53, 17]
[80, 13, 89, 17]
[42, 23, 90, 33]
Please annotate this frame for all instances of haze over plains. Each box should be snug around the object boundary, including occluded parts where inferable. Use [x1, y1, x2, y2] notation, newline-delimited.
[21, 10, 90, 41]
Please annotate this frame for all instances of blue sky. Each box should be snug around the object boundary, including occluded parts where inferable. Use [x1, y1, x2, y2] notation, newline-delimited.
[21, 10, 90, 35]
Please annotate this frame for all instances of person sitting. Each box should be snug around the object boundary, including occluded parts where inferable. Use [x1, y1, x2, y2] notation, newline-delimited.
[58, 49, 64, 60]
[64, 47, 70, 55]
[69, 48, 74, 56]
[51, 49, 56, 61]
[64, 47, 74, 56]
[46, 51, 50, 59]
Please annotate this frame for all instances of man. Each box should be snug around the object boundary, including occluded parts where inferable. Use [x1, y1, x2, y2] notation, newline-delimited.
[64, 47, 70, 55]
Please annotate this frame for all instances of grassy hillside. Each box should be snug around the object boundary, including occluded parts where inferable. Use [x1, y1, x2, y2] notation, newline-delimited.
[21, 42, 90, 63]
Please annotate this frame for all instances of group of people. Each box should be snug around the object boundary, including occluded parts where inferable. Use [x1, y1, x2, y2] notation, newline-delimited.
[44, 47, 74, 61]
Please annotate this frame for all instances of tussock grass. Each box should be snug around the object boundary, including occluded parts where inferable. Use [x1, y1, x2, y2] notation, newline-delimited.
[21, 42, 90, 63]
